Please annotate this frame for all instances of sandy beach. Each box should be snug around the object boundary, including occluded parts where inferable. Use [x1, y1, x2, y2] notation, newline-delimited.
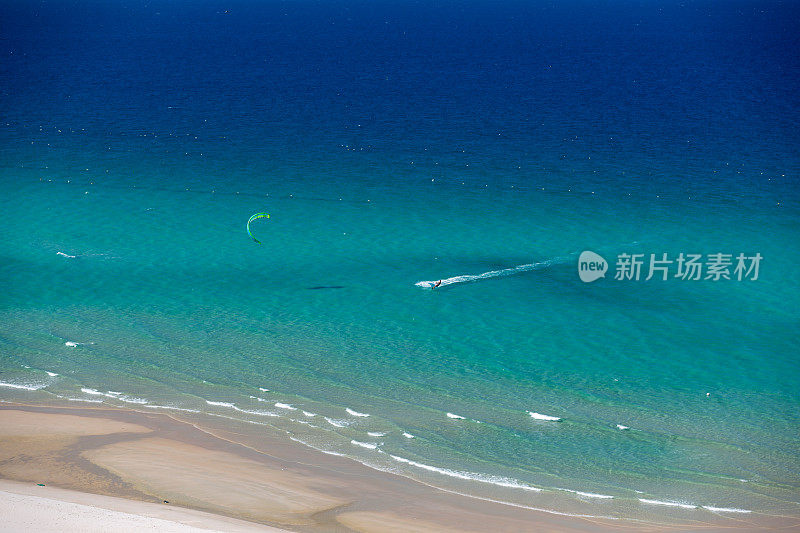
[0, 479, 284, 532]
[0, 404, 795, 532]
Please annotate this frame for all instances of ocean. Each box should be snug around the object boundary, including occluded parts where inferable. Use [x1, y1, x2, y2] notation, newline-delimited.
[1, 0, 798, 523]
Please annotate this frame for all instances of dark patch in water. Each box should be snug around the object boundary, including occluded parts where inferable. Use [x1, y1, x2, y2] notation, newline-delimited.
[307, 285, 345, 290]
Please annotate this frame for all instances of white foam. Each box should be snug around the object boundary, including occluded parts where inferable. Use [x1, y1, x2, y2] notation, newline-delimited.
[204, 412, 271, 428]
[46, 371, 59, 377]
[78, 388, 148, 403]
[0, 381, 47, 391]
[64, 341, 94, 347]
[616, 424, 629, 430]
[255, 397, 269, 402]
[346, 408, 370, 417]
[288, 437, 347, 457]
[144, 404, 201, 414]
[639, 498, 697, 510]
[351, 440, 380, 450]
[415, 256, 570, 289]
[57, 251, 77, 258]
[446, 412, 465, 419]
[433, 487, 617, 520]
[66, 397, 103, 403]
[324, 417, 351, 428]
[389, 455, 541, 492]
[302, 410, 317, 417]
[528, 411, 561, 421]
[214, 404, 280, 417]
[561, 488, 613, 499]
[118, 396, 148, 404]
[702, 505, 751, 514]
[274, 402, 296, 410]
[403, 432, 414, 439]
[258, 387, 269, 392]
[205, 400, 235, 407]
[232, 407, 280, 417]
[367, 431, 386, 437]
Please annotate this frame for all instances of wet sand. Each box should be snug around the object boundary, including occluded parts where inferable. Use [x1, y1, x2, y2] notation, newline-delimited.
[0, 404, 794, 532]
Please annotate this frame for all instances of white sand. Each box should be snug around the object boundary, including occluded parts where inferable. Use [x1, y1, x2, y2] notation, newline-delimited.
[0, 480, 286, 532]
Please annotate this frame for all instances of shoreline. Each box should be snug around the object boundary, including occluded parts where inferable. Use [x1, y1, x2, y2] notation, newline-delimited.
[0, 403, 794, 532]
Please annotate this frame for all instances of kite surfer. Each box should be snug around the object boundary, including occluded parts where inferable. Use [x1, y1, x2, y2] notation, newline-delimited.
[433, 280, 442, 289]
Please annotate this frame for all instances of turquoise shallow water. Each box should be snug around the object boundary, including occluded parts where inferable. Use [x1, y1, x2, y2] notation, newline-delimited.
[2, 167, 798, 521]
[2, 0, 799, 523]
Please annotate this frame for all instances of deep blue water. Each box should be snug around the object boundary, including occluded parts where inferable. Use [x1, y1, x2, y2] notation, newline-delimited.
[1, 0, 799, 522]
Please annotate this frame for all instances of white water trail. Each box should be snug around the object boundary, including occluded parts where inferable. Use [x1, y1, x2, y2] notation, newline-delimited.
[415, 255, 572, 289]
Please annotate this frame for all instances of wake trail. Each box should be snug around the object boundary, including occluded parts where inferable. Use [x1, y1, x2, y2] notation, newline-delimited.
[415, 254, 575, 289]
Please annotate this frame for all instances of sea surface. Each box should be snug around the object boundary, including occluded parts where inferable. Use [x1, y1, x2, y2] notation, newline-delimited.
[1, 0, 799, 523]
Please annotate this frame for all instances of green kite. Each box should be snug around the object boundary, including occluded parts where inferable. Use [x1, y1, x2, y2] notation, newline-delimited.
[247, 213, 270, 244]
